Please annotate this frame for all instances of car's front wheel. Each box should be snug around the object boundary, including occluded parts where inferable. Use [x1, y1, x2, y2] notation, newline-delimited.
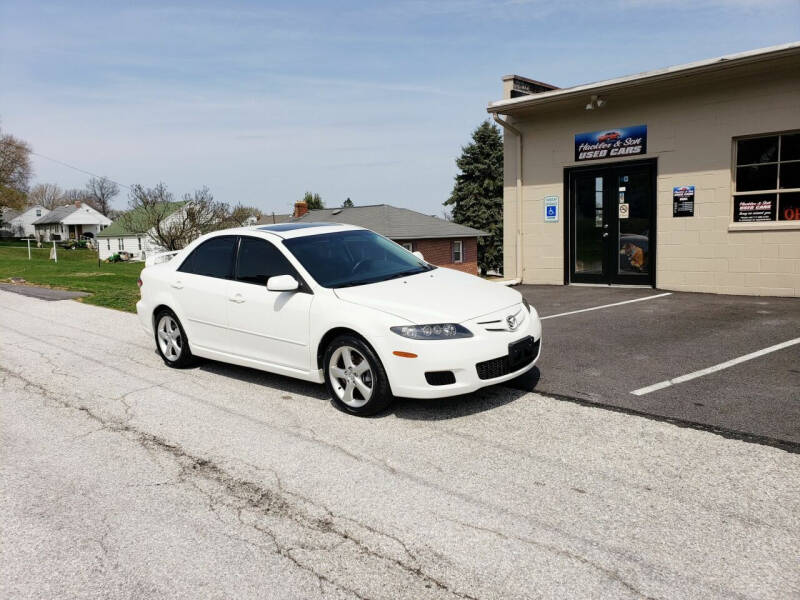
[323, 335, 393, 416]
[154, 309, 195, 368]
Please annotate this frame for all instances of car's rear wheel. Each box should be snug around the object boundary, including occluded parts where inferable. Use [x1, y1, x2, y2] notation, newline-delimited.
[323, 335, 392, 416]
[154, 309, 195, 368]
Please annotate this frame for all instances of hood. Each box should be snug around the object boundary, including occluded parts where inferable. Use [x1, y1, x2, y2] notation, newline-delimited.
[334, 268, 522, 324]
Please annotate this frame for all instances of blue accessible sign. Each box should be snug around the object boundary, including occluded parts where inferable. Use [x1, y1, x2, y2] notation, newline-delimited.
[544, 196, 559, 223]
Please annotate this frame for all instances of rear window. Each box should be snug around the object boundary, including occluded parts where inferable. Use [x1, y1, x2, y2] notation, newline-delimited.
[236, 237, 299, 285]
[178, 236, 236, 279]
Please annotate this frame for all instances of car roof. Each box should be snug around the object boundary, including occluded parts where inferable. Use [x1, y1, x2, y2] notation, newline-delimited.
[200, 222, 366, 242]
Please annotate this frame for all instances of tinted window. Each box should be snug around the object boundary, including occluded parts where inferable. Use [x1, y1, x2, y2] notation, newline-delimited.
[236, 237, 298, 285]
[178, 236, 236, 279]
[283, 229, 433, 288]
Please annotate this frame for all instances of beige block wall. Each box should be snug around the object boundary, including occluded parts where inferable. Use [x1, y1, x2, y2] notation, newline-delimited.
[500, 58, 800, 296]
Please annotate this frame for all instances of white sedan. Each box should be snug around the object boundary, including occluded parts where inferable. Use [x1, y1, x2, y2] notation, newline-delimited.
[136, 223, 541, 415]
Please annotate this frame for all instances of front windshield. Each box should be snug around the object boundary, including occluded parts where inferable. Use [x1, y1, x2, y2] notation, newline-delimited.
[282, 230, 434, 288]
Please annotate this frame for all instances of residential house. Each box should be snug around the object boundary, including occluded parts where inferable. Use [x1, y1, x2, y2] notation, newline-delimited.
[256, 212, 292, 225]
[96, 202, 184, 261]
[33, 202, 112, 241]
[2, 205, 49, 237]
[291, 203, 489, 274]
[1, 207, 20, 237]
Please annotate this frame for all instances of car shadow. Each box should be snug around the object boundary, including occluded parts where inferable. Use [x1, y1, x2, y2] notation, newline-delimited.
[195, 359, 330, 401]
[385, 368, 542, 421]
[185, 354, 542, 421]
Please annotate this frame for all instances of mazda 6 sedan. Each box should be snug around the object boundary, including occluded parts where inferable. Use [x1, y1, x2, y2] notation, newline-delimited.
[136, 223, 542, 416]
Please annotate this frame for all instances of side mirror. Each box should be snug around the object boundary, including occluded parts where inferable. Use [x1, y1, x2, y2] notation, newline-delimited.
[413, 251, 424, 261]
[267, 274, 299, 292]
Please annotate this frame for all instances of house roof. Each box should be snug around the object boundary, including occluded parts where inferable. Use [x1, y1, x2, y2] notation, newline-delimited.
[488, 41, 800, 114]
[97, 202, 184, 237]
[32, 205, 79, 225]
[293, 204, 489, 239]
[256, 213, 292, 225]
[1, 207, 20, 222]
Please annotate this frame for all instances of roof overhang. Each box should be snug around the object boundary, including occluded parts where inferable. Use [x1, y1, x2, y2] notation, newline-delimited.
[488, 42, 800, 115]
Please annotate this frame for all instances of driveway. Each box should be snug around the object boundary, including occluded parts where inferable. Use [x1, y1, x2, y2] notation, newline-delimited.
[1, 289, 799, 599]
[516, 285, 800, 448]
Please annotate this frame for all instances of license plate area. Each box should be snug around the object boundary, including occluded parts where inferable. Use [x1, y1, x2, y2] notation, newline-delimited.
[508, 336, 535, 370]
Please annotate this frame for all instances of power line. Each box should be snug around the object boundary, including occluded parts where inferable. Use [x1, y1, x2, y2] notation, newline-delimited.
[29, 151, 131, 190]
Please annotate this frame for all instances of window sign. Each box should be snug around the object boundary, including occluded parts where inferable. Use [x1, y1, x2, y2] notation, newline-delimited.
[544, 196, 559, 222]
[734, 195, 777, 222]
[673, 186, 695, 217]
[733, 132, 800, 222]
[575, 125, 647, 162]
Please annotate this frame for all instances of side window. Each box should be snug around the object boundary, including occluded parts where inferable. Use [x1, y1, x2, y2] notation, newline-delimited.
[178, 236, 236, 279]
[236, 237, 298, 286]
[452, 240, 463, 263]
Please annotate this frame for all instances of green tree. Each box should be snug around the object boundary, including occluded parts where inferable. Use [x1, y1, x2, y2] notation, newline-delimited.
[342, 197, 354, 208]
[444, 120, 503, 275]
[302, 191, 324, 210]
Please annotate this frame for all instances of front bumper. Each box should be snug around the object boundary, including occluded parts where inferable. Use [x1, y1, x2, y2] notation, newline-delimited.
[378, 307, 542, 399]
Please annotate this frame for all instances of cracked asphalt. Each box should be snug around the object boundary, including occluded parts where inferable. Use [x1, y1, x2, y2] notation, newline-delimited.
[1, 289, 799, 599]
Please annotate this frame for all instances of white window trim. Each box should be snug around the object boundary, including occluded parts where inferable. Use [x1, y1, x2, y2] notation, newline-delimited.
[117, 238, 123, 250]
[452, 240, 463, 263]
[731, 130, 800, 229]
[401, 242, 413, 251]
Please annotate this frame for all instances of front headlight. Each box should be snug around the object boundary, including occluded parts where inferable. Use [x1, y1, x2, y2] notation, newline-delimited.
[390, 324, 473, 340]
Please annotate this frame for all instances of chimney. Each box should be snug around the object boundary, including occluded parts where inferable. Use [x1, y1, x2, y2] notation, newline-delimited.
[294, 201, 308, 218]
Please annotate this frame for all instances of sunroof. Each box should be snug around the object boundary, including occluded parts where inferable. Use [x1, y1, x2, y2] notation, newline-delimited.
[258, 222, 342, 232]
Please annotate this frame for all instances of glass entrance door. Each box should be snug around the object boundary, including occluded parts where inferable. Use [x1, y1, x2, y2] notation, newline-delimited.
[568, 161, 655, 286]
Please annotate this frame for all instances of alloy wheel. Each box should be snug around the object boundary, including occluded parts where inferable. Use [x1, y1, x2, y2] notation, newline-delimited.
[328, 345, 374, 408]
[157, 315, 183, 361]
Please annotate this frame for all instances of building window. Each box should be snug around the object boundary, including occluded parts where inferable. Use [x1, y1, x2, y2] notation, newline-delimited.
[452, 240, 463, 263]
[35, 208, 41, 216]
[733, 132, 800, 222]
[137, 237, 142, 250]
[106, 239, 111, 251]
[401, 242, 413, 251]
[118, 238, 123, 250]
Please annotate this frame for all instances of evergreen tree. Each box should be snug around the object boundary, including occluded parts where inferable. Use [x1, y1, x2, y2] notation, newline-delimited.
[342, 197, 354, 208]
[302, 191, 324, 209]
[445, 120, 503, 275]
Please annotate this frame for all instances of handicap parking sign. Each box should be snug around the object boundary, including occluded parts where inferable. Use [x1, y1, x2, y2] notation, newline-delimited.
[544, 196, 559, 223]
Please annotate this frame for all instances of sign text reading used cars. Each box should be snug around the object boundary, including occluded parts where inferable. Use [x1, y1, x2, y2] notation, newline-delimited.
[575, 125, 647, 162]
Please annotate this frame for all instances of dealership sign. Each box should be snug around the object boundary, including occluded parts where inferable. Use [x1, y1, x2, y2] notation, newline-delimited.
[575, 125, 647, 162]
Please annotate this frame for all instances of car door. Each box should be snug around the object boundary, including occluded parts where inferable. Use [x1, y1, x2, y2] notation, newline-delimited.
[171, 235, 236, 353]
[226, 236, 313, 373]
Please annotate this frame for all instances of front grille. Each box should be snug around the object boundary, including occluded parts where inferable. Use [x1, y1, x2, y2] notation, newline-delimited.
[425, 371, 456, 386]
[476, 338, 539, 380]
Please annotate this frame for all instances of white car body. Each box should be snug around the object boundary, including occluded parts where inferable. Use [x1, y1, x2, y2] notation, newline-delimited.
[136, 224, 541, 399]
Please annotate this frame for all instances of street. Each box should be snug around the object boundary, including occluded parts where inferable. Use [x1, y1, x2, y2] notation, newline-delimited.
[1, 289, 799, 599]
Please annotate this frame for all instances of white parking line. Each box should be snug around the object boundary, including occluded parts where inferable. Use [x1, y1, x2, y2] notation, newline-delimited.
[540, 292, 672, 320]
[631, 337, 800, 396]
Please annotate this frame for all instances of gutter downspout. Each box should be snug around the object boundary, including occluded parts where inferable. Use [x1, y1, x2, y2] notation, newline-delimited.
[492, 113, 524, 283]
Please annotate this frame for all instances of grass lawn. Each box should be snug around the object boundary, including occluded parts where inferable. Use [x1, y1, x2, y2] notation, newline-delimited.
[0, 242, 143, 312]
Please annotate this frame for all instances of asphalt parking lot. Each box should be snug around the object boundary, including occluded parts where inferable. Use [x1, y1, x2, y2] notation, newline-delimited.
[2, 288, 799, 599]
[515, 285, 800, 449]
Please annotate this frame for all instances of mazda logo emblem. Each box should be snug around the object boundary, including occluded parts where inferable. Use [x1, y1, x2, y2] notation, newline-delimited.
[506, 315, 518, 330]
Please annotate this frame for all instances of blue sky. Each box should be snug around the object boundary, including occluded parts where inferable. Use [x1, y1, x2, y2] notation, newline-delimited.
[1, 1, 798, 215]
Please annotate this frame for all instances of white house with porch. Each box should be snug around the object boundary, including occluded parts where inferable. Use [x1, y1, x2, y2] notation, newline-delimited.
[32, 202, 112, 241]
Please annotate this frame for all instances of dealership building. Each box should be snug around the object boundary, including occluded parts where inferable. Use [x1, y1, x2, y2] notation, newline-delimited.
[488, 43, 800, 296]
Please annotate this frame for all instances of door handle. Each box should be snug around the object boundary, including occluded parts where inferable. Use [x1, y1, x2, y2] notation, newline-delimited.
[170, 280, 183, 289]
[229, 294, 245, 304]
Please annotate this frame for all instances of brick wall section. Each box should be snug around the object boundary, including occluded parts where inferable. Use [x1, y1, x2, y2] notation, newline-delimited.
[398, 237, 479, 275]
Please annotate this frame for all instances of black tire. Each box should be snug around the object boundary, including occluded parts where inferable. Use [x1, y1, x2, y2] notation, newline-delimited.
[153, 308, 195, 368]
[323, 335, 393, 416]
